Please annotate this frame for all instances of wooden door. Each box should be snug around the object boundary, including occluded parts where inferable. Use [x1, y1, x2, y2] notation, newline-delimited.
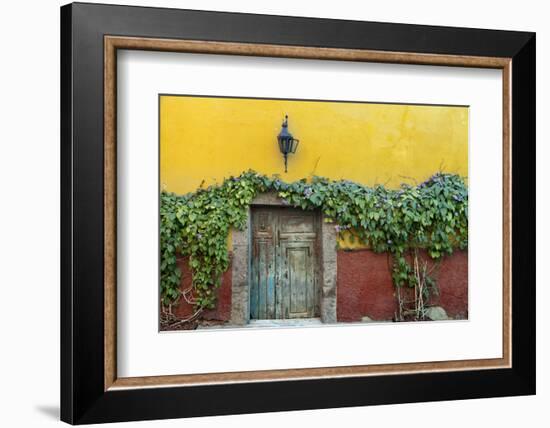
[250, 207, 319, 319]
[250, 210, 277, 319]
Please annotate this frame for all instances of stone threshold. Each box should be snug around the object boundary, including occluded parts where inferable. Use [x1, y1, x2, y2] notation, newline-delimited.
[197, 318, 324, 330]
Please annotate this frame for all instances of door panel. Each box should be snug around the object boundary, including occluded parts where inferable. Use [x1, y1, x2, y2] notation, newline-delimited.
[250, 210, 276, 319]
[289, 248, 307, 314]
[279, 215, 315, 233]
[251, 207, 319, 320]
[281, 243, 315, 318]
[251, 239, 276, 319]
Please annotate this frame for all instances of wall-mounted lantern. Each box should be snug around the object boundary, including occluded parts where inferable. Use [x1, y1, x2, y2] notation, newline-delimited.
[277, 115, 299, 173]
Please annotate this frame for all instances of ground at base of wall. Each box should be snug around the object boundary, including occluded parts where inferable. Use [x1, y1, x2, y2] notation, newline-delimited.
[159, 318, 227, 331]
[160, 308, 467, 331]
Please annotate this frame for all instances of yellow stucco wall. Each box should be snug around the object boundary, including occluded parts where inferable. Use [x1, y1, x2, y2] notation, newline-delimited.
[160, 95, 468, 195]
[160, 95, 468, 248]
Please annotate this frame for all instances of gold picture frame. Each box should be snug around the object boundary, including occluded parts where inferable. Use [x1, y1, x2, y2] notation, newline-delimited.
[104, 36, 512, 391]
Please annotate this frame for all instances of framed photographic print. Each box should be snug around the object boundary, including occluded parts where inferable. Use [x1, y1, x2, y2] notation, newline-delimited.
[60, 2, 536, 424]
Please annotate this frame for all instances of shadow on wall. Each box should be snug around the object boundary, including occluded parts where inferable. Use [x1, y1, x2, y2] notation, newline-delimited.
[35, 405, 59, 421]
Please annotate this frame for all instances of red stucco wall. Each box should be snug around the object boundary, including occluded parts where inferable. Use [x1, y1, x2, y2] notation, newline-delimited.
[171, 255, 232, 321]
[336, 249, 468, 322]
[336, 250, 396, 322]
[171, 250, 468, 322]
[431, 250, 469, 319]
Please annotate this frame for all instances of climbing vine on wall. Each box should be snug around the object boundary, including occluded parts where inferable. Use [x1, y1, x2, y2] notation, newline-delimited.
[160, 171, 468, 321]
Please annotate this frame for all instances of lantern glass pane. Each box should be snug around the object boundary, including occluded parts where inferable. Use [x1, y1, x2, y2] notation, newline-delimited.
[286, 139, 292, 154]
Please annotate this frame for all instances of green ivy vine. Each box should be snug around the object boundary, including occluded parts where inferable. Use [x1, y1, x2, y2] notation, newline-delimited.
[160, 171, 468, 320]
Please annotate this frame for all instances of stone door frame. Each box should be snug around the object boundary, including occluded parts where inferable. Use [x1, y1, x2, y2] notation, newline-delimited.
[230, 192, 337, 325]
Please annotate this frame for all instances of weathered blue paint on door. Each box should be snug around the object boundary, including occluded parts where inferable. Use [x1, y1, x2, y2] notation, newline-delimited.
[250, 208, 319, 319]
